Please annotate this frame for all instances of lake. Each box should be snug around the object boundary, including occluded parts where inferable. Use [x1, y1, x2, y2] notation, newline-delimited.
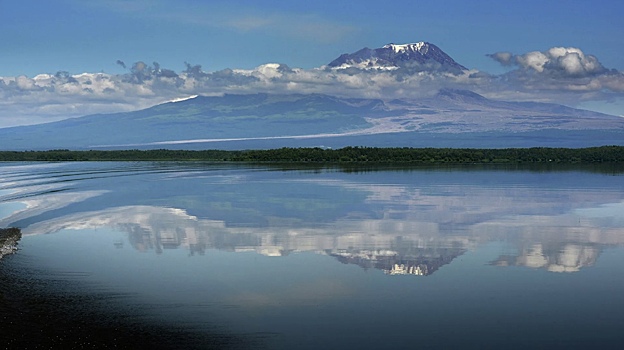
[1, 162, 624, 349]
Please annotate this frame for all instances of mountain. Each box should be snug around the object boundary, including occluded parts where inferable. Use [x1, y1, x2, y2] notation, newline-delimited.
[328, 42, 467, 73]
[0, 90, 623, 150]
[0, 93, 389, 149]
[330, 247, 463, 276]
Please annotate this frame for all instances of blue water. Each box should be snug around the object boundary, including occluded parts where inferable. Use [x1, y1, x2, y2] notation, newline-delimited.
[1, 162, 624, 349]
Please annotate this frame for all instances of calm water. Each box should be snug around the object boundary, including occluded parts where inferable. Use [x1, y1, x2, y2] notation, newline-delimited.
[1, 162, 624, 349]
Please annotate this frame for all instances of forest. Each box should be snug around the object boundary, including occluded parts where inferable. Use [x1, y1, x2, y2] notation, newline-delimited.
[0, 146, 622, 164]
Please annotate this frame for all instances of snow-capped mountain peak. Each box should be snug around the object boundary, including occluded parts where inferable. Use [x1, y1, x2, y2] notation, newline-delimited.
[382, 42, 428, 54]
[328, 41, 467, 73]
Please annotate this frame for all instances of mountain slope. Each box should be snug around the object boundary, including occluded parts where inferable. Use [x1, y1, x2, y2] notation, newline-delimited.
[0, 90, 622, 150]
[0, 93, 391, 149]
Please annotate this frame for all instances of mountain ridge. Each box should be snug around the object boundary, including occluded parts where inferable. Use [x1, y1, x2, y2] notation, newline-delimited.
[0, 89, 622, 150]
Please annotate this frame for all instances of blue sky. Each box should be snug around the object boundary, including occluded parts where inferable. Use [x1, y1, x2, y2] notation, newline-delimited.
[3, 0, 623, 75]
[1, 0, 623, 125]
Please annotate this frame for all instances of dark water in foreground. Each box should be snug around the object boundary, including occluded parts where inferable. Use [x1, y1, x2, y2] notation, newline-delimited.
[1, 162, 624, 349]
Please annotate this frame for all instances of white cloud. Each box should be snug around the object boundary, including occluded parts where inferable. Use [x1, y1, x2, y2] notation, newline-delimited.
[483, 46, 624, 106]
[516, 51, 550, 72]
[490, 47, 608, 77]
[1, 45, 624, 127]
[0, 65, 471, 126]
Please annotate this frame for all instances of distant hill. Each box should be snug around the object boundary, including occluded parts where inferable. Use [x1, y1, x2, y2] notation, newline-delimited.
[0, 93, 389, 150]
[0, 90, 623, 150]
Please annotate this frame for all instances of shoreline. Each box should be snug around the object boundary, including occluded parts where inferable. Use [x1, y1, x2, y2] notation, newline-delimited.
[0, 145, 623, 164]
[0, 228, 21, 260]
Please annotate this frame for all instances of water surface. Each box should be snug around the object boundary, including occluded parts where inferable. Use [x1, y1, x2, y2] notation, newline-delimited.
[1, 162, 623, 349]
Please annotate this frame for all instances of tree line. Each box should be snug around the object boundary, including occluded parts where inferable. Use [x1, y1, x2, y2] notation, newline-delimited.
[0, 146, 622, 163]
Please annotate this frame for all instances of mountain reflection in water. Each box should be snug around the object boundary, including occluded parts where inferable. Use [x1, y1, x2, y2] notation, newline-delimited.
[2, 162, 624, 349]
[2, 162, 622, 275]
[14, 200, 624, 275]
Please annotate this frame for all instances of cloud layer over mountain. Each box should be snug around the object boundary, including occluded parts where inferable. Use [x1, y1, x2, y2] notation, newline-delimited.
[1, 46, 623, 127]
[487, 47, 624, 97]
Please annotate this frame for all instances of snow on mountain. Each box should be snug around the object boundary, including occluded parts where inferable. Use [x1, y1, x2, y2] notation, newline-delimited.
[328, 41, 467, 73]
[383, 42, 428, 54]
[164, 95, 199, 104]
